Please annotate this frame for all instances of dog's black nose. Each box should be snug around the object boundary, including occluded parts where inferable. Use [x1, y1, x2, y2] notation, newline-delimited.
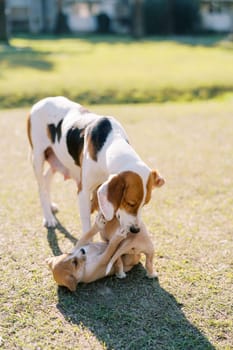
[129, 225, 140, 234]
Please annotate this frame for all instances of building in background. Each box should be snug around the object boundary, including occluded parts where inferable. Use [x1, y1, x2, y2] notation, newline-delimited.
[6, 0, 131, 34]
[6, 0, 58, 33]
[200, 0, 233, 32]
[5, 0, 233, 35]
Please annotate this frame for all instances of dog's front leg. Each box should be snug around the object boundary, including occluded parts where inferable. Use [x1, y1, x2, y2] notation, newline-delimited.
[145, 252, 158, 278]
[78, 188, 92, 234]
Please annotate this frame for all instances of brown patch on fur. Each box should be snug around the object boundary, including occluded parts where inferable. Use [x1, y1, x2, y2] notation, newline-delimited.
[107, 171, 144, 215]
[27, 113, 33, 148]
[151, 170, 165, 188]
[77, 180, 82, 194]
[44, 147, 53, 160]
[47, 125, 53, 143]
[103, 218, 120, 241]
[145, 172, 153, 204]
[145, 170, 165, 204]
[87, 133, 96, 161]
[107, 174, 125, 211]
[120, 172, 144, 214]
[91, 188, 99, 213]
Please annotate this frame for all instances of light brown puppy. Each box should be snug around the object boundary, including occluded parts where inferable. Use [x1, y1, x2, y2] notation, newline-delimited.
[46, 227, 130, 292]
[46, 215, 157, 292]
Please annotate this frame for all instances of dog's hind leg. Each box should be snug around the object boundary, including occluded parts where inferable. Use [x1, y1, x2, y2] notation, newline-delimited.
[32, 151, 57, 228]
[44, 167, 58, 214]
[114, 258, 126, 279]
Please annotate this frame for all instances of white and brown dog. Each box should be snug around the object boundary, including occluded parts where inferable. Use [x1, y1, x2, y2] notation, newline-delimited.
[27, 96, 164, 234]
[46, 213, 157, 292]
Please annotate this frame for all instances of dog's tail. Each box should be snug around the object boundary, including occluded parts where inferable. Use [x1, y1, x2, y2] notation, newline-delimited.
[106, 237, 134, 275]
[27, 112, 33, 163]
[27, 112, 33, 148]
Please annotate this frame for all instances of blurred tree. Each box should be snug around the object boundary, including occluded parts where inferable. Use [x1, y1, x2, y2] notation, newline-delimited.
[144, 0, 171, 35]
[173, 0, 200, 34]
[0, 0, 8, 44]
[54, 0, 70, 34]
[131, 0, 145, 38]
[144, 0, 200, 35]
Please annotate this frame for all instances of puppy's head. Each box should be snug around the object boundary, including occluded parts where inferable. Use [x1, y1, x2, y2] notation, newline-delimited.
[97, 170, 164, 234]
[46, 248, 86, 292]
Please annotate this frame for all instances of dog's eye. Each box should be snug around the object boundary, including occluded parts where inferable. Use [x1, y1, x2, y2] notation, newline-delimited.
[80, 248, 86, 255]
[117, 213, 120, 220]
[127, 201, 136, 207]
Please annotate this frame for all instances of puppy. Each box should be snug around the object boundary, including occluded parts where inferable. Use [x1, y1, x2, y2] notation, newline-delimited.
[46, 226, 138, 292]
[47, 214, 157, 292]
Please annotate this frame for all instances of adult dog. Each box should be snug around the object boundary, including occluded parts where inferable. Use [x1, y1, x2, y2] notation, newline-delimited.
[28, 96, 164, 234]
[46, 214, 157, 292]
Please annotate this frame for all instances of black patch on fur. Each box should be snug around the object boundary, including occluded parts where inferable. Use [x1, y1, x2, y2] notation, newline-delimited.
[48, 119, 63, 143]
[66, 126, 84, 166]
[90, 118, 112, 161]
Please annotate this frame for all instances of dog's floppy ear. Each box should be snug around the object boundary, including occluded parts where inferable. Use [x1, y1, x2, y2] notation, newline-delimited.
[97, 174, 125, 221]
[97, 178, 115, 221]
[151, 170, 165, 188]
[65, 274, 77, 292]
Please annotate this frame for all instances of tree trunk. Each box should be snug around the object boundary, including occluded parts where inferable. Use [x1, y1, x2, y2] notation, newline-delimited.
[167, 0, 174, 34]
[131, 0, 145, 39]
[0, 0, 9, 44]
[54, 0, 70, 34]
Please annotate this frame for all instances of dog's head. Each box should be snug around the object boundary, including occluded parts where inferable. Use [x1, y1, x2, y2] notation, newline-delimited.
[46, 248, 86, 292]
[97, 170, 164, 234]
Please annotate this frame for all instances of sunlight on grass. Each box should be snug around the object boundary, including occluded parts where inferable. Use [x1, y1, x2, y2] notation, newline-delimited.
[0, 36, 233, 107]
[0, 100, 232, 349]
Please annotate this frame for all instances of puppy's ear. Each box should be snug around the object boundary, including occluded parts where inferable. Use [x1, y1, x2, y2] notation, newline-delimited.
[97, 179, 115, 221]
[65, 275, 77, 292]
[97, 174, 125, 221]
[151, 170, 165, 188]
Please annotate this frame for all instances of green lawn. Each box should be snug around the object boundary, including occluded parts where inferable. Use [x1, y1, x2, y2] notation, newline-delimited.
[0, 35, 233, 107]
[0, 100, 232, 349]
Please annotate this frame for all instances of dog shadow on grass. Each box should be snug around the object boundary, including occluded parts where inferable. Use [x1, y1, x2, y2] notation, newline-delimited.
[46, 225, 215, 349]
[56, 266, 215, 349]
[47, 218, 78, 256]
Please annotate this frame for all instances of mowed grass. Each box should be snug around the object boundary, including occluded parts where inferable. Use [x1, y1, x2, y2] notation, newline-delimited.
[0, 35, 233, 107]
[0, 100, 232, 350]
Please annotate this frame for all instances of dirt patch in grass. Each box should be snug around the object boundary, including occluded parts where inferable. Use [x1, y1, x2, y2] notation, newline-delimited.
[0, 101, 232, 349]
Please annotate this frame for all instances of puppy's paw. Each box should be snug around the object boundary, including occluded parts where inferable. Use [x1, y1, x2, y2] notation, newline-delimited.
[95, 212, 107, 229]
[43, 216, 57, 228]
[116, 271, 126, 279]
[146, 271, 158, 279]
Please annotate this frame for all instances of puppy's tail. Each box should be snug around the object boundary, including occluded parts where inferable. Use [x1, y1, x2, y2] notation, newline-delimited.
[106, 238, 133, 276]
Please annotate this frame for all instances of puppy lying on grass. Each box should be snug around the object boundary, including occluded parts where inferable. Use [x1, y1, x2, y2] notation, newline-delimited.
[46, 214, 157, 292]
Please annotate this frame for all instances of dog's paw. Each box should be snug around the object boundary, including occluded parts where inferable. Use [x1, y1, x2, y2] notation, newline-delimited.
[51, 202, 59, 214]
[95, 212, 107, 229]
[116, 271, 126, 279]
[43, 216, 57, 228]
[146, 271, 158, 279]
